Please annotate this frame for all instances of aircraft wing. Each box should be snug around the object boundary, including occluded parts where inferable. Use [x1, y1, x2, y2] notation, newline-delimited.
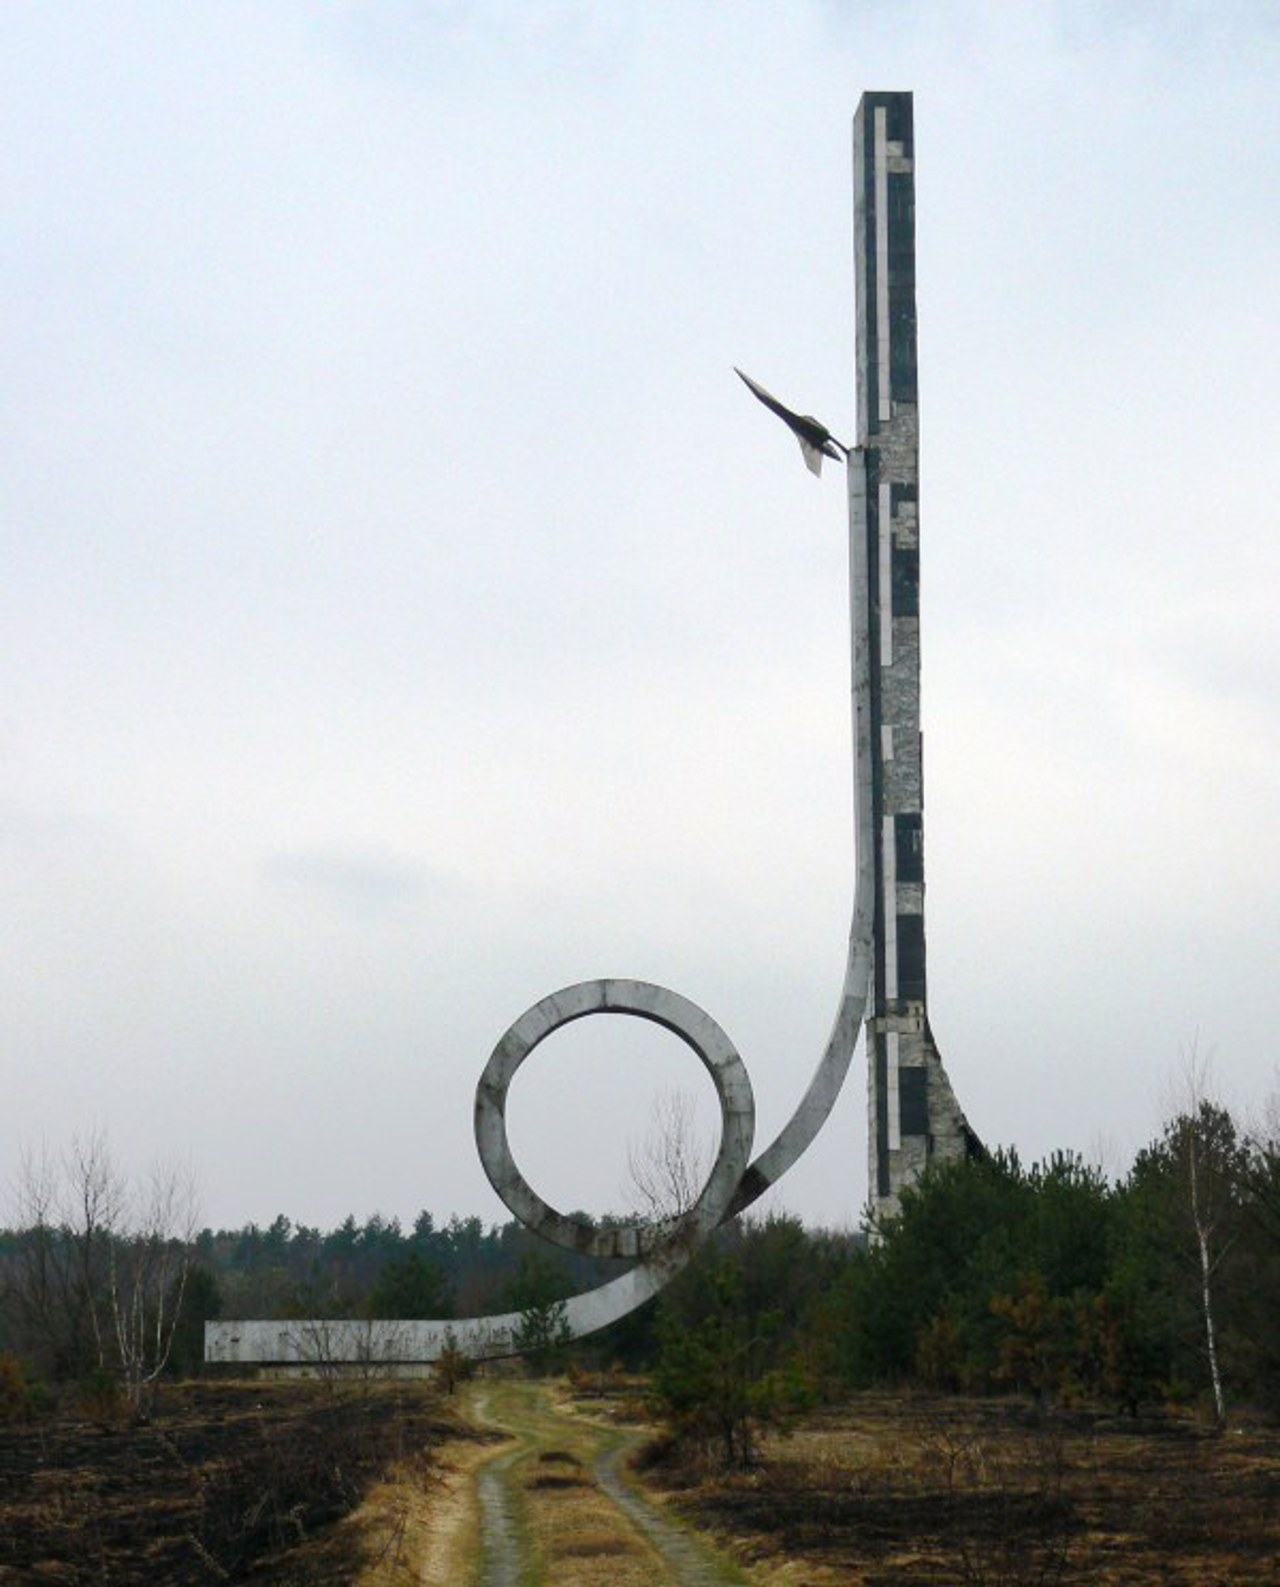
[735, 367, 845, 476]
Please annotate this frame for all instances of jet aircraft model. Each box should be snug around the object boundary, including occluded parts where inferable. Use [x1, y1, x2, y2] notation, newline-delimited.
[735, 367, 850, 476]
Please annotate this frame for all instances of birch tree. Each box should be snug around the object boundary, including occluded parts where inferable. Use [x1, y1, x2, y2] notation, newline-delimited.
[7, 1133, 198, 1406]
[108, 1156, 199, 1411]
[1170, 1059, 1245, 1425]
[1125, 1061, 1246, 1425]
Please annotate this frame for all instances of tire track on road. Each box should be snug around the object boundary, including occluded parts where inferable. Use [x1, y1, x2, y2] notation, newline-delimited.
[469, 1381, 747, 1586]
[591, 1439, 736, 1586]
[471, 1391, 526, 1587]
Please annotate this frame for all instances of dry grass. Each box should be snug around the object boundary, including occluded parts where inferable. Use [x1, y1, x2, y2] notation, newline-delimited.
[19, 1375, 1263, 1585]
[482, 1380, 666, 1585]
[528, 1469, 594, 1489]
[636, 1393, 1280, 1586]
[456, 1379, 751, 1585]
[554, 1530, 645, 1559]
[348, 1429, 497, 1587]
[0, 1378, 463, 1585]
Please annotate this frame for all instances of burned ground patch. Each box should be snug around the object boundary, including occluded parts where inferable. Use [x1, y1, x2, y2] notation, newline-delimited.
[638, 1394, 1280, 1586]
[0, 1379, 460, 1584]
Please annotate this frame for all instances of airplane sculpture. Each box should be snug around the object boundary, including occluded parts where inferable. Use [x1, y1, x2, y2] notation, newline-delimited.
[735, 367, 852, 476]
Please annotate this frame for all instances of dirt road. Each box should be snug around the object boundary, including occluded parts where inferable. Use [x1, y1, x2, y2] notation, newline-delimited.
[464, 1380, 747, 1587]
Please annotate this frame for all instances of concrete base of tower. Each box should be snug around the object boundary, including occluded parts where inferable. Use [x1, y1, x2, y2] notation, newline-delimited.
[866, 1017, 981, 1232]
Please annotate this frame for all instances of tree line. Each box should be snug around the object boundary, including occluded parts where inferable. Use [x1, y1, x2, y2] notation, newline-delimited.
[651, 1083, 1280, 1460]
[0, 1136, 634, 1405]
[3, 1081, 1278, 1444]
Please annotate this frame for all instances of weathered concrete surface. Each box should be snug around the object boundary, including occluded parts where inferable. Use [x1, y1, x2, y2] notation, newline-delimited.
[475, 979, 755, 1266]
[853, 90, 980, 1228]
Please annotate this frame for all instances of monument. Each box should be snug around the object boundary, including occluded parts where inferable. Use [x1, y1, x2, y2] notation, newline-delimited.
[851, 91, 980, 1222]
[726, 91, 980, 1228]
[205, 90, 973, 1368]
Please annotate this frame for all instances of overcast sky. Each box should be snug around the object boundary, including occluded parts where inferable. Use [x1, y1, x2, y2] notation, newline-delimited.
[4, 2, 1279, 1237]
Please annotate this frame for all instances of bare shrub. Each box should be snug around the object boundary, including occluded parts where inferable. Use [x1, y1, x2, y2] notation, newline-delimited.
[921, 1414, 1075, 1586]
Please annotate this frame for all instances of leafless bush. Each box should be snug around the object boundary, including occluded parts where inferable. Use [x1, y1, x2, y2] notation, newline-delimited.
[921, 1414, 1075, 1586]
[195, 1388, 438, 1578]
[286, 1318, 416, 1398]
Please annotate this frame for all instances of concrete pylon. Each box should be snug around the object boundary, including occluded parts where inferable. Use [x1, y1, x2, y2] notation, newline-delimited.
[852, 92, 981, 1227]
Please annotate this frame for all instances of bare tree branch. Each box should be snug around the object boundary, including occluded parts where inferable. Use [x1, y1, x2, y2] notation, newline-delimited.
[109, 1155, 200, 1411]
[61, 1129, 125, 1373]
[627, 1088, 714, 1232]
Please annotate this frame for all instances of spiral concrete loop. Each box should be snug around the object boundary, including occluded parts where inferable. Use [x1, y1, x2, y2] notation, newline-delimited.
[474, 979, 755, 1262]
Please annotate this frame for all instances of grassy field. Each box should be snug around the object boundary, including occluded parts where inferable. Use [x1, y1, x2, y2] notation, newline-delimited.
[635, 1392, 1280, 1585]
[2, 1378, 1278, 1583]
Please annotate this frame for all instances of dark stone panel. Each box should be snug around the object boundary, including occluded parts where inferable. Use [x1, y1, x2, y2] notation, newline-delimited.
[887, 197, 916, 273]
[859, 94, 916, 426]
[866, 92, 914, 154]
[889, 93, 913, 156]
[864, 219, 882, 433]
[896, 913, 927, 1002]
[887, 177, 917, 404]
[899, 1065, 930, 1136]
[891, 542, 919, 617]
[894, 812, 924, 883]
[873, 1029, 891, 1195]
[890, 481, 918, 508]
[857, 103, 881, 436]
[890, 306, 918, 404]
[864, 449, 888, 1009]
[887, 171, 915, 251]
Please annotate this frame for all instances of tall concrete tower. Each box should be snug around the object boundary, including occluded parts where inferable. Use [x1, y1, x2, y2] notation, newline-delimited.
[852, 91, 979, 1225]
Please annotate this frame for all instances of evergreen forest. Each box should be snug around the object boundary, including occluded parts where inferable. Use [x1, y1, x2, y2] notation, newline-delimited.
[3, 1088, 1279, 1432]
